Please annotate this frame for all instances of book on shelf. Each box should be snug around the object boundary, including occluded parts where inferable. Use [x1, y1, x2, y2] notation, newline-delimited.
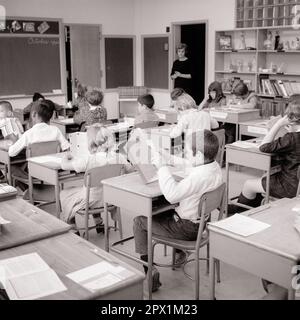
[259, 76, 300, 97]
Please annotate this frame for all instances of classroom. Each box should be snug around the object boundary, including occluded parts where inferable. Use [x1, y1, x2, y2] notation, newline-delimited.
[0, 0, 300, 303]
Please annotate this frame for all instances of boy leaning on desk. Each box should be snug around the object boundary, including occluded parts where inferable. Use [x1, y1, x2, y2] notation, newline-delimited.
[132, 129, 223, 292]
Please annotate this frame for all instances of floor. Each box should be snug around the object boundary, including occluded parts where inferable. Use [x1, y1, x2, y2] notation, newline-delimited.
[40, 166, 283, 300]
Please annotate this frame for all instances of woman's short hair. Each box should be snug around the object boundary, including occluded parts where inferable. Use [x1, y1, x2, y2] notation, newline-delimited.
[286, 94, 300, 124]
[86, 88, 104, 106]
[176, 43, 188, 53]
[232, 82, 249, 97]
[87, 124, 116, 153]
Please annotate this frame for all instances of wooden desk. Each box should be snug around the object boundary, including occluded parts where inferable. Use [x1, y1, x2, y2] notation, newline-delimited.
[0, 149, 26, 185]
[102, 172, 174, 300]
[50, 118, 80, 138]
[209, 197, 300, 300]
[225, 141, 273, 215]
[145, 126, 183, 156]
[155, 109, 178, 124]
[209, 108, 260, 141]
[0, 198, 70, 251]
[0, 232, 144, 300]
[28, 153, 84, 217]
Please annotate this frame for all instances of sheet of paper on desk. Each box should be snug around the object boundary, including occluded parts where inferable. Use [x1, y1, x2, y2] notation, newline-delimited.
[248, 126, 268, 135]
[0, 215, 11, 225]
[230, 140, 261, 149]
[210, 111, 227, 119]
[31, 156, 63, 165]
[0, 253, 66, 300]
[67, 261, 135, 292]
[209, 214, 270, 237]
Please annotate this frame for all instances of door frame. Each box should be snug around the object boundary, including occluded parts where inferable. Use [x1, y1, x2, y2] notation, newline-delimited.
[64, 23, 102, 100]
[170, 20, 209, 95]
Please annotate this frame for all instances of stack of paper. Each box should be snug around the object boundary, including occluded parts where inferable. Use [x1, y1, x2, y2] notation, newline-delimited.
[0, 253, 66, 300]
[209, 214, 270, 237]
[230, 140, 261, 149]
[67, 261, 134, 292]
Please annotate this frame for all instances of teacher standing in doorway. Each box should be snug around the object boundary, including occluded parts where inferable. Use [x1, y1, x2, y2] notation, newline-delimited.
[170, 43, 193, 97]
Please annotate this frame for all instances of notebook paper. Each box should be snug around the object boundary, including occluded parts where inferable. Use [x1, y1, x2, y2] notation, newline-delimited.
[67, 261, 135, 292]
[209, 214, 270, 237]
[0, 253, 66, 300]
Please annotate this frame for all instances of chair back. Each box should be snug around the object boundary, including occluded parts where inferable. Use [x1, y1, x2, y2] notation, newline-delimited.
[195, 182, 226, 248]
[297, 166, 300, 197]
[84, 164, 123, 189]
[213, 129, 225, 167]
[26, 141, 60, 158]
[134, 121, 159, 129]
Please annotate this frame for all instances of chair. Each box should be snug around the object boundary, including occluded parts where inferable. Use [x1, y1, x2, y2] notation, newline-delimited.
[213, 129, 225, 167]
[151, 182, 226, 300]
[11, 141, 60, 201]
[134, 121, 159, 129]
[75, 164, 124, 240]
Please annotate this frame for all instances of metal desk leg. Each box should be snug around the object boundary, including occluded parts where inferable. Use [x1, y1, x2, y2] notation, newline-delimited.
[29, 174, 33, 204]
[266, 168, 270, 204]
[209, 256, 216, 300]
[104, 202, 109, 252]
[225, 161, 230, 217]
[54, 174, 61, 218]
[147, 200, 153, 300]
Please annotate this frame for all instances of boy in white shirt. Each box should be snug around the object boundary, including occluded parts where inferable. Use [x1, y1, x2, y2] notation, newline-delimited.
[133, 129, 223, 292]
[9, 100, 70, 157]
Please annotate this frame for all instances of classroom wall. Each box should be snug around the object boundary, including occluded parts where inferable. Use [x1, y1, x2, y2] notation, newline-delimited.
[1, 0, 135, 119]
[133, 0, 236, 107]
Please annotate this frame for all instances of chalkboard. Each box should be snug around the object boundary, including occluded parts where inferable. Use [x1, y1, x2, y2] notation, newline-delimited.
[0, 36, 61, 96]
[143, 36, 169, 90]
[105, 37, 134, 89]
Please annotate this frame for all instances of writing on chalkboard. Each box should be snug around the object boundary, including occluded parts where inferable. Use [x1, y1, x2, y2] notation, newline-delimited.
[28, 37, 59, 46]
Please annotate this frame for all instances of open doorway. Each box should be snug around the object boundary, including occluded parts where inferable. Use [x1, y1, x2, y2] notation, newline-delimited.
[172, 21, 207, 105]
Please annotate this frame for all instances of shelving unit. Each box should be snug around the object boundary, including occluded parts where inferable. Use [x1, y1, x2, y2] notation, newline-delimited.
[215, 25, 300, 117]
[236, 0, 300, 28]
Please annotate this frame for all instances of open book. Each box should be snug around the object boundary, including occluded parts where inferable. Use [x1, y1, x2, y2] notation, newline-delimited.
[0, 252, 66, 300]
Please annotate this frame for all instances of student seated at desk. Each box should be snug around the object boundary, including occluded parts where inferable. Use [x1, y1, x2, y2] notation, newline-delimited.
[134, 94, 159, 126]
[133, 130, 223, 291]
[198, 81, 227, 110]
[0, 101, 24, 149]
[225, 82, 258, 143]
[60, 124, 131, 230]
[24, 93, 63, 128]
[73, 87, 107, 129]
[228, 95, 300, 214]
[170, 88, 197, 114]
[8, 100, 70, 158]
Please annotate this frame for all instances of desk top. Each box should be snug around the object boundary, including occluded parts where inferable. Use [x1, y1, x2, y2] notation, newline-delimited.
[27, 152, 65, 170]
[0, 232, 144, 300]
[51, 118, 75, 125]
[145, 125, 174, 137]
[225, 139, 271, 156]
[209, 197, 300, 261]
[239, 119, 269, 127]
[102, 172, 162, 198]
[210, 107, 260, 114]
[0, 198, 70, 251]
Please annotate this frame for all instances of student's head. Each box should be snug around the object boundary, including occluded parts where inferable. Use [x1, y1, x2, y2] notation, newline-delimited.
[32, 92, 45, 102]
[137, 94, 155, 112]
[285, 94, 300, 125]
[208, 81, 224, 101]
[171, 88, 196, 111]
[191, 130, 219, 164]
[77, 83, 88, 98]
[31, 100, 54, 124]
[176, 43, 188, 59]
[0, 101, 13, 119]
[232, 82, 249, 99]
[86, 88, 104, 107]
[87, 124, 116, 154]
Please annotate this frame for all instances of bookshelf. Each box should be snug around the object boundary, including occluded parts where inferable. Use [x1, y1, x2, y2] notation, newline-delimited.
[215, 25, 300, 117]
[236, 0, 300, 28]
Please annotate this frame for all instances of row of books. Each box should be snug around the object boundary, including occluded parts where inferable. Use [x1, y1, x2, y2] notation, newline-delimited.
[259, 78, 300, 97]
[260, 100, 287, 118]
